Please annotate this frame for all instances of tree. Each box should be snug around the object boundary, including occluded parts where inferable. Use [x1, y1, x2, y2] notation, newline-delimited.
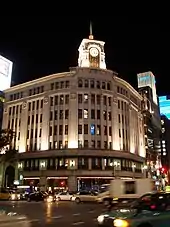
[0, 129, 17, 162]
[0, 129, 14, 148]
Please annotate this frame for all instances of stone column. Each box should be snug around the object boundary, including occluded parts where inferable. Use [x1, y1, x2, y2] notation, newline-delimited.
[100, 95, 104, 148]
[112, 97, 119, 150]
[68, 175, 77, 192]
[68, 93, 78, 148]
[138, 112, 145, 158]
[41, 96, 50, 150]
[2, 105, 8, 129]
[102, 158, 105, 170]
[14, 162, 19, 181]
[19, 101, 28, 153]
[88, 158, 92, 170]
[0, 162, 4, 188]
[39, 176, 47, 191]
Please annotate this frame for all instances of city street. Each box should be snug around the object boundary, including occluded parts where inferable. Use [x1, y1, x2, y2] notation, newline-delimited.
[0, 200, 105, 226]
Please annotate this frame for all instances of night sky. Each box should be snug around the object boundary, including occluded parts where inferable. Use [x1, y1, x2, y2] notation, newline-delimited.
[0, 16, 169, 95]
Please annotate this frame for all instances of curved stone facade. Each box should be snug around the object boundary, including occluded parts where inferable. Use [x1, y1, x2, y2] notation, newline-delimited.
[2, 67, 146, 191]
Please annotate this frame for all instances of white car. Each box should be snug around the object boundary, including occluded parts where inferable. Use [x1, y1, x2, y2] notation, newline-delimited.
[55, 192, 73, 201]
[71, 191, 97, 203]
[0, 211, 30, 227]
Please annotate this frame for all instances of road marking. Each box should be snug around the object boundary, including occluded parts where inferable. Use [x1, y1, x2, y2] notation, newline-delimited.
[88, 210, 94, 213]
[72, 221, 84, 225]
[29, 219, 40, 222]
[73, 213, 80, 216]
[52, 215, 63, 219]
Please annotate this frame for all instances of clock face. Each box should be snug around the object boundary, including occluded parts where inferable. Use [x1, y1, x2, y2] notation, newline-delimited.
[90, 47, 99, 57]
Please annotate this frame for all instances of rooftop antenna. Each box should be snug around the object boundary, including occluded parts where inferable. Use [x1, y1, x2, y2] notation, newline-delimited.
[89, 21, 94, 40]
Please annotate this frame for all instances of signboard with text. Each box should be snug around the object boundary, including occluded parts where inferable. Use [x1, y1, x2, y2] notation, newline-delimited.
[0, 55, 13, 91]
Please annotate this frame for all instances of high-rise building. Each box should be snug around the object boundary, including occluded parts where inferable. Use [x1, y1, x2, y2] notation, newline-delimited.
[159, 96, 170, 183]
[160, 115, 170, 183]
[137, 72, 157, 105]
[159, 95, 170, 120]
[1, 32, 146, 191]
[137, 72, 161, 177]
[160, 115, 170, 166]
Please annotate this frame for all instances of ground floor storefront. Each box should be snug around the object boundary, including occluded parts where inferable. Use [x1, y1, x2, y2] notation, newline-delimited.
[20, 174, 140, 192]
[22, 176, 114, 192]
[16, 149, 145, 191]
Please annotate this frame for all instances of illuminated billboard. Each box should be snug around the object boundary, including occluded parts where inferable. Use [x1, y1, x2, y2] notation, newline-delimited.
[0, 55, 13, 91]
[159, 96, 170, 119]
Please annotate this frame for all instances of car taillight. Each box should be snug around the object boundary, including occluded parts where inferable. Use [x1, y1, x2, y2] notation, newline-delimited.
[150, 204, 156, 209]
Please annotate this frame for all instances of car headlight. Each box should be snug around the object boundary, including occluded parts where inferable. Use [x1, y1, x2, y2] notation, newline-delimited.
[17, 194, 21, 199]
[47, 196, 53, 202]
[7, 212, 17, 216]
[97, 214, 109, 224]
[11, 194, 16, 200]
[114, 219, 129, 227]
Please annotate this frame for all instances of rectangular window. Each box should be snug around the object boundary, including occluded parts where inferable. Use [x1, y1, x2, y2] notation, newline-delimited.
[90, 124, 95, 135]
[124, 181, 136, 194]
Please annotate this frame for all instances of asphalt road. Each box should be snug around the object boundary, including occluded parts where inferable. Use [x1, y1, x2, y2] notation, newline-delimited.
[0, 200, 106, 226]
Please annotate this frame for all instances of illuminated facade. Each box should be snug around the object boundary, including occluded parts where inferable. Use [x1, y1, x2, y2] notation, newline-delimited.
[159, 96, 170, 120]
[160, 115, 170, 183]
[159, 97, 170, 182]
[160, 115, 170, 166]
[2, 33, 146, 191]
[138, 72, 161, 177]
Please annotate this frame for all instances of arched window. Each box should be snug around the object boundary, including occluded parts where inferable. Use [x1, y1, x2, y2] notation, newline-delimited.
[78, 79, 83, 87]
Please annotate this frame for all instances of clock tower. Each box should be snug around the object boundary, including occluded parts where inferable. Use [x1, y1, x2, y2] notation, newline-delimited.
[78, 24, 106, 69]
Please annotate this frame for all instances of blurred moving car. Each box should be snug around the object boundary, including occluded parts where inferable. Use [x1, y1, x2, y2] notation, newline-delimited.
[27, 191, 45, 202]
[20, 191, 30, 200]
[71, 191, 97, 203]
[15, 186, 31, 200]
[97, 191, 170, 226]
[9, 190, 21, 201]
[55, 191, 74, 201]
[0, 188, 11, 200]
[45, 192, 56, 203]
[46, 194, 56, 203]
[9, 192, 21, 201]
[0, 210, 30, 227]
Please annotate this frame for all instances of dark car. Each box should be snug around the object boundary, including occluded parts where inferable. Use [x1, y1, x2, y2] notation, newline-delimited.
[97, 191, 170, 226]
[27, 191, 45, 202]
